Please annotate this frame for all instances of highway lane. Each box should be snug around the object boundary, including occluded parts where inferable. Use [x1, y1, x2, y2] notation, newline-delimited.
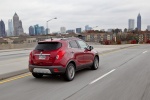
[0, 45, 150, 100]
[67, 46, 150, 100]
[0, 44, 99, 61]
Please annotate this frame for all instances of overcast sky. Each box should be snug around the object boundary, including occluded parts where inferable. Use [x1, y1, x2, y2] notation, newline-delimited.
[0, 0, 150, 33]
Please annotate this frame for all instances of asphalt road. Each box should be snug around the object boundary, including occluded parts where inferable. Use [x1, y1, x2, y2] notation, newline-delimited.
[0, 45, 150, 100]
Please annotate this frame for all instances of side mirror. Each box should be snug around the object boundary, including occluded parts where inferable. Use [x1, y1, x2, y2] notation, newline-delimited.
[89, 46, 93, 50]
[84, 46, 93, 51]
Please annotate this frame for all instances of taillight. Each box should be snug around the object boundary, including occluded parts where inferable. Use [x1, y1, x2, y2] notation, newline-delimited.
[29, 51, 33, 64]
[56, 50, 65, 60]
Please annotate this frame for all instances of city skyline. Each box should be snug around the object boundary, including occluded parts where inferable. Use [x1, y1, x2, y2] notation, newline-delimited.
[0, 0, 150, 33]
[0, 12, 150, 36]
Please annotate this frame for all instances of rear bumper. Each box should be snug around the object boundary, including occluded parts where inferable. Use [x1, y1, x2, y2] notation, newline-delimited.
[29, 65, 66, 74]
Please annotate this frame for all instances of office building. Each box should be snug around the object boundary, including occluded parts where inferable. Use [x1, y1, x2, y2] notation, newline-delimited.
[76, 28, 82, 33]
[18, 20, 24, 35]
[0, 20, 6, 37]
[34, 24, 40, 35]
[33, 24, 45, 35]
[60, 27, 66, 34]
[40, 26, 45, 35]
[66, 30, 75, 33]
[147, 25, 150, 31]
[13, 13, 19, 36]
[137, 13, 141, 31]
[13, 13, 24, 36]
[128, 19, 134, 31]
[8, 19, 13, 36]
[29, 26, 34, 35]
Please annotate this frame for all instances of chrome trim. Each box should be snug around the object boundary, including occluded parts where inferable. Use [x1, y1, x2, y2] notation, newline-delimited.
[33, 68, 51, 74]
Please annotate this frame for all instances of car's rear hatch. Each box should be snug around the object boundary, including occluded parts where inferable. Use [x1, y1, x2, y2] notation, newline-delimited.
[32, 42, 62, 66]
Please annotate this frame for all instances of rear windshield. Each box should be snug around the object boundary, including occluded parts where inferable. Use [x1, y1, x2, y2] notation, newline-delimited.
[35, 42, 62, 51]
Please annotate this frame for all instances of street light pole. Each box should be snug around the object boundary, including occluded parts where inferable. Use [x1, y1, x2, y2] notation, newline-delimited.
[46, 17, 57, 34]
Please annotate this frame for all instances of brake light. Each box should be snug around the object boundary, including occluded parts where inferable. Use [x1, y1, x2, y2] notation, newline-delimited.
[29, 51, 33, 64]
[56, 50, 65, 60]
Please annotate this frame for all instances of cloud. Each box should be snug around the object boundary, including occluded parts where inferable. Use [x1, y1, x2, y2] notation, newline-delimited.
[0, 0, 150, 33]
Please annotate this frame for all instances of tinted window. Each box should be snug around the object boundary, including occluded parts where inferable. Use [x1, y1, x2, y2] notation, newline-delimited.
[69, 40, 79, 48]
[77, 40, 88, 49]
[35, 42, 62, 51]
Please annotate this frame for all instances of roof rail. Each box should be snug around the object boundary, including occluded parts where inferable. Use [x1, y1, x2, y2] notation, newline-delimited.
[60, 37, 79, 40]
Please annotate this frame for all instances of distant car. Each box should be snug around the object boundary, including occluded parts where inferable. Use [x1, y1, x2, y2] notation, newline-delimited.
[29, 37, 99, 81]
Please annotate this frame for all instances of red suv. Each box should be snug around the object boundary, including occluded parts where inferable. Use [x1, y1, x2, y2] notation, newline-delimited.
[29, 37, 99, 81]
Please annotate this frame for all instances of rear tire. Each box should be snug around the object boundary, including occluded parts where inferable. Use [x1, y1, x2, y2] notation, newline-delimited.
[91, 57, 99, 70]
[64, 63, 75, 81]
[32, 73, 43, 78]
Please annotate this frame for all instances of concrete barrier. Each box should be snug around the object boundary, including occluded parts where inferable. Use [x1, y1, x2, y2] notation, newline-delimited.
[0, 43, 37, 50]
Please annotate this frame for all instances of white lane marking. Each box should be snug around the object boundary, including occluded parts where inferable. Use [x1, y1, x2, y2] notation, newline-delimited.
[143, 51, 148, 54]
[89, 69, 116, 85]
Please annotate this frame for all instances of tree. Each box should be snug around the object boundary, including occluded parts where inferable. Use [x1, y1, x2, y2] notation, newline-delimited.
[124, 28, 128, 33]
[114, 28, 120, 33]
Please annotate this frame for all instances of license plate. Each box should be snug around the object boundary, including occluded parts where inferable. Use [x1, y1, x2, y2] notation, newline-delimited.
[33, 68, 51, 74]
[39, 55, 46, 59]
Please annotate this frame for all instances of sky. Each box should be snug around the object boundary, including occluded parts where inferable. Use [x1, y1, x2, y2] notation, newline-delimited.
[0, 0, 150, 33]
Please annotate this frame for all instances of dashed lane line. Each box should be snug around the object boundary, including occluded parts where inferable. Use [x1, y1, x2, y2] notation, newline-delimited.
[143, 51, 148, 54]
[89, 69, 116, 85]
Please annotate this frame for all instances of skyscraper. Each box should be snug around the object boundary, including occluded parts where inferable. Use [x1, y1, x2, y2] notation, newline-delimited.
[40, 26, 45, 35]
[0, 20, 6, 37]
[18, 20, 24, 35]
[13, 13, 24, 36]
[8, 19, 13, 36]
[13, 13, 19, 36]
[137, 13, 141, 31]
[128, 19, 134, 31]
[60, 27, 66, 34]
[29, 26, 34, 35]
[34, 24, 41, 35]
